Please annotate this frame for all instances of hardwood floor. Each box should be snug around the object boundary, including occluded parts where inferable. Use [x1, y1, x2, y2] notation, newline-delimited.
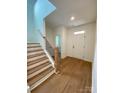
[32, 57, 92, 93]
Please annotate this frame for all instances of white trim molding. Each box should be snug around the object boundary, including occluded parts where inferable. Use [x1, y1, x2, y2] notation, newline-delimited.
[44, 49, 55, 68]
[27, 85, 31, 93]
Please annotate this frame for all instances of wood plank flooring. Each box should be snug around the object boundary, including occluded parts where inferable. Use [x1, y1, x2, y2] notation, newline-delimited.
[32, 57, 92, 93]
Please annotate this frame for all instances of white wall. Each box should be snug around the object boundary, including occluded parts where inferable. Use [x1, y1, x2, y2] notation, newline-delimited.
[46, 24, 55, 46]
[66, 22, 96, 62]
[92, 43, 97, 93]
[46, 22, 96, 61]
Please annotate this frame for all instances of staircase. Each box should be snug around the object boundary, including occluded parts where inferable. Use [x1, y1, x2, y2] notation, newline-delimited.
[27, 43, 55, 91]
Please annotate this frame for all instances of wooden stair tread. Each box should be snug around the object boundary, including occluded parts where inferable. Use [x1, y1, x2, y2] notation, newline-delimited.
[28, 67, 54, 86]
[30, 70, 55, 90]
[28, 56, 48, 66]
[27, 49, 43, 53]
[27, 43, 40, 44]
[27, 59, 49, 70]
[27, 43, 40, 46]
[28, 47, 43, 52]
[27, 62, 50, 75]
[27, 52, 45, 59]
[27, 51, 44, 56]
[28, 46, 41, 49]
[27, 45, 41, 48]
[27, 55, 46, 62]
[27, 64, 52, 80]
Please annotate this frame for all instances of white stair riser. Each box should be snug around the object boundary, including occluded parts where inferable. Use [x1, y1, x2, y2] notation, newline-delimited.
[27, 64, 52, 80]
[28, 47, 42, 51]
[27, 51, 44, 56]
[28, 55, 46, 62]
[27, 59, 49, 70]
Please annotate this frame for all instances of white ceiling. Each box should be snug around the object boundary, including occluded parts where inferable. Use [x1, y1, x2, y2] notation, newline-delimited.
[46, 0, 97, 28]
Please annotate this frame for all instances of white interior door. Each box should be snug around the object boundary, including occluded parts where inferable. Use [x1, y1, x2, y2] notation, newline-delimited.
[66, 23, 96, 62]
[71, 33, 85, 59]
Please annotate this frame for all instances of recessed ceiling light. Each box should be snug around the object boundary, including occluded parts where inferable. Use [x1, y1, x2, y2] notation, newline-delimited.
[70, 16, 75, 21]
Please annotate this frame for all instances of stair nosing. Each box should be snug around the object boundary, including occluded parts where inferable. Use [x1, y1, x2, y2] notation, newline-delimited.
[27, 57, 48, 66]
[27, 46, 41, 48]
[28, 55, 46, 62]
[27, 52, 45, 59]
[27, 59, 49, 70]
[27, 51, 44, 56]
[27, 49, 43, 53]
[27, 62, 50, 75]
[28, 67, 54, 86]
[27, 45, 41, 48]
[27, 64, 52, 80]
[28, 47, 42, 51]
[27, 43, 40, 44]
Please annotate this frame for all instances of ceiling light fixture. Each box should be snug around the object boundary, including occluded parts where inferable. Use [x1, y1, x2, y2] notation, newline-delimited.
[70, 16, 75, 21]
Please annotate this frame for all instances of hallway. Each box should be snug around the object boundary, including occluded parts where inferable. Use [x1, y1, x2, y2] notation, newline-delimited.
[32, 57, 92, 93]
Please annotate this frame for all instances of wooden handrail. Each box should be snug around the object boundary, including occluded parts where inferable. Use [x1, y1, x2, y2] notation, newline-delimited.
[54, 47, 60, 74]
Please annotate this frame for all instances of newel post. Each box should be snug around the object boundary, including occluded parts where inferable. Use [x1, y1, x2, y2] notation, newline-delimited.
[54, 47, 60, 74]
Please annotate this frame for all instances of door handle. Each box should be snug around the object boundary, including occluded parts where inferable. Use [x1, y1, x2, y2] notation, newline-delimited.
[73, 45, 74, 48]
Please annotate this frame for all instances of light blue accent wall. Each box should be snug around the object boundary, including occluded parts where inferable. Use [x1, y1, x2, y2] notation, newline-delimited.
[27, 0, 37, 42]
[34, 0, 56, 30]
[27, 0, 56, 43]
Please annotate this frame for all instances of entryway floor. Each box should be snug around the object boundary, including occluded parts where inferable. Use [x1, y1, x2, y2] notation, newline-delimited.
[32, 57, 92, 93]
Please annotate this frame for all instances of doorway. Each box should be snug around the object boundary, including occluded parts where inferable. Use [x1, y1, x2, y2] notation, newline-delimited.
[55, 35, 61, 62]
[72, 33, 85, 59]
[67, 30, 85, 60]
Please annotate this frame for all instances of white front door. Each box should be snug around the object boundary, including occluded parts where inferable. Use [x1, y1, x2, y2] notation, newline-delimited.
[67, 30, 85, 59]
[72, 33, 85, 59]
